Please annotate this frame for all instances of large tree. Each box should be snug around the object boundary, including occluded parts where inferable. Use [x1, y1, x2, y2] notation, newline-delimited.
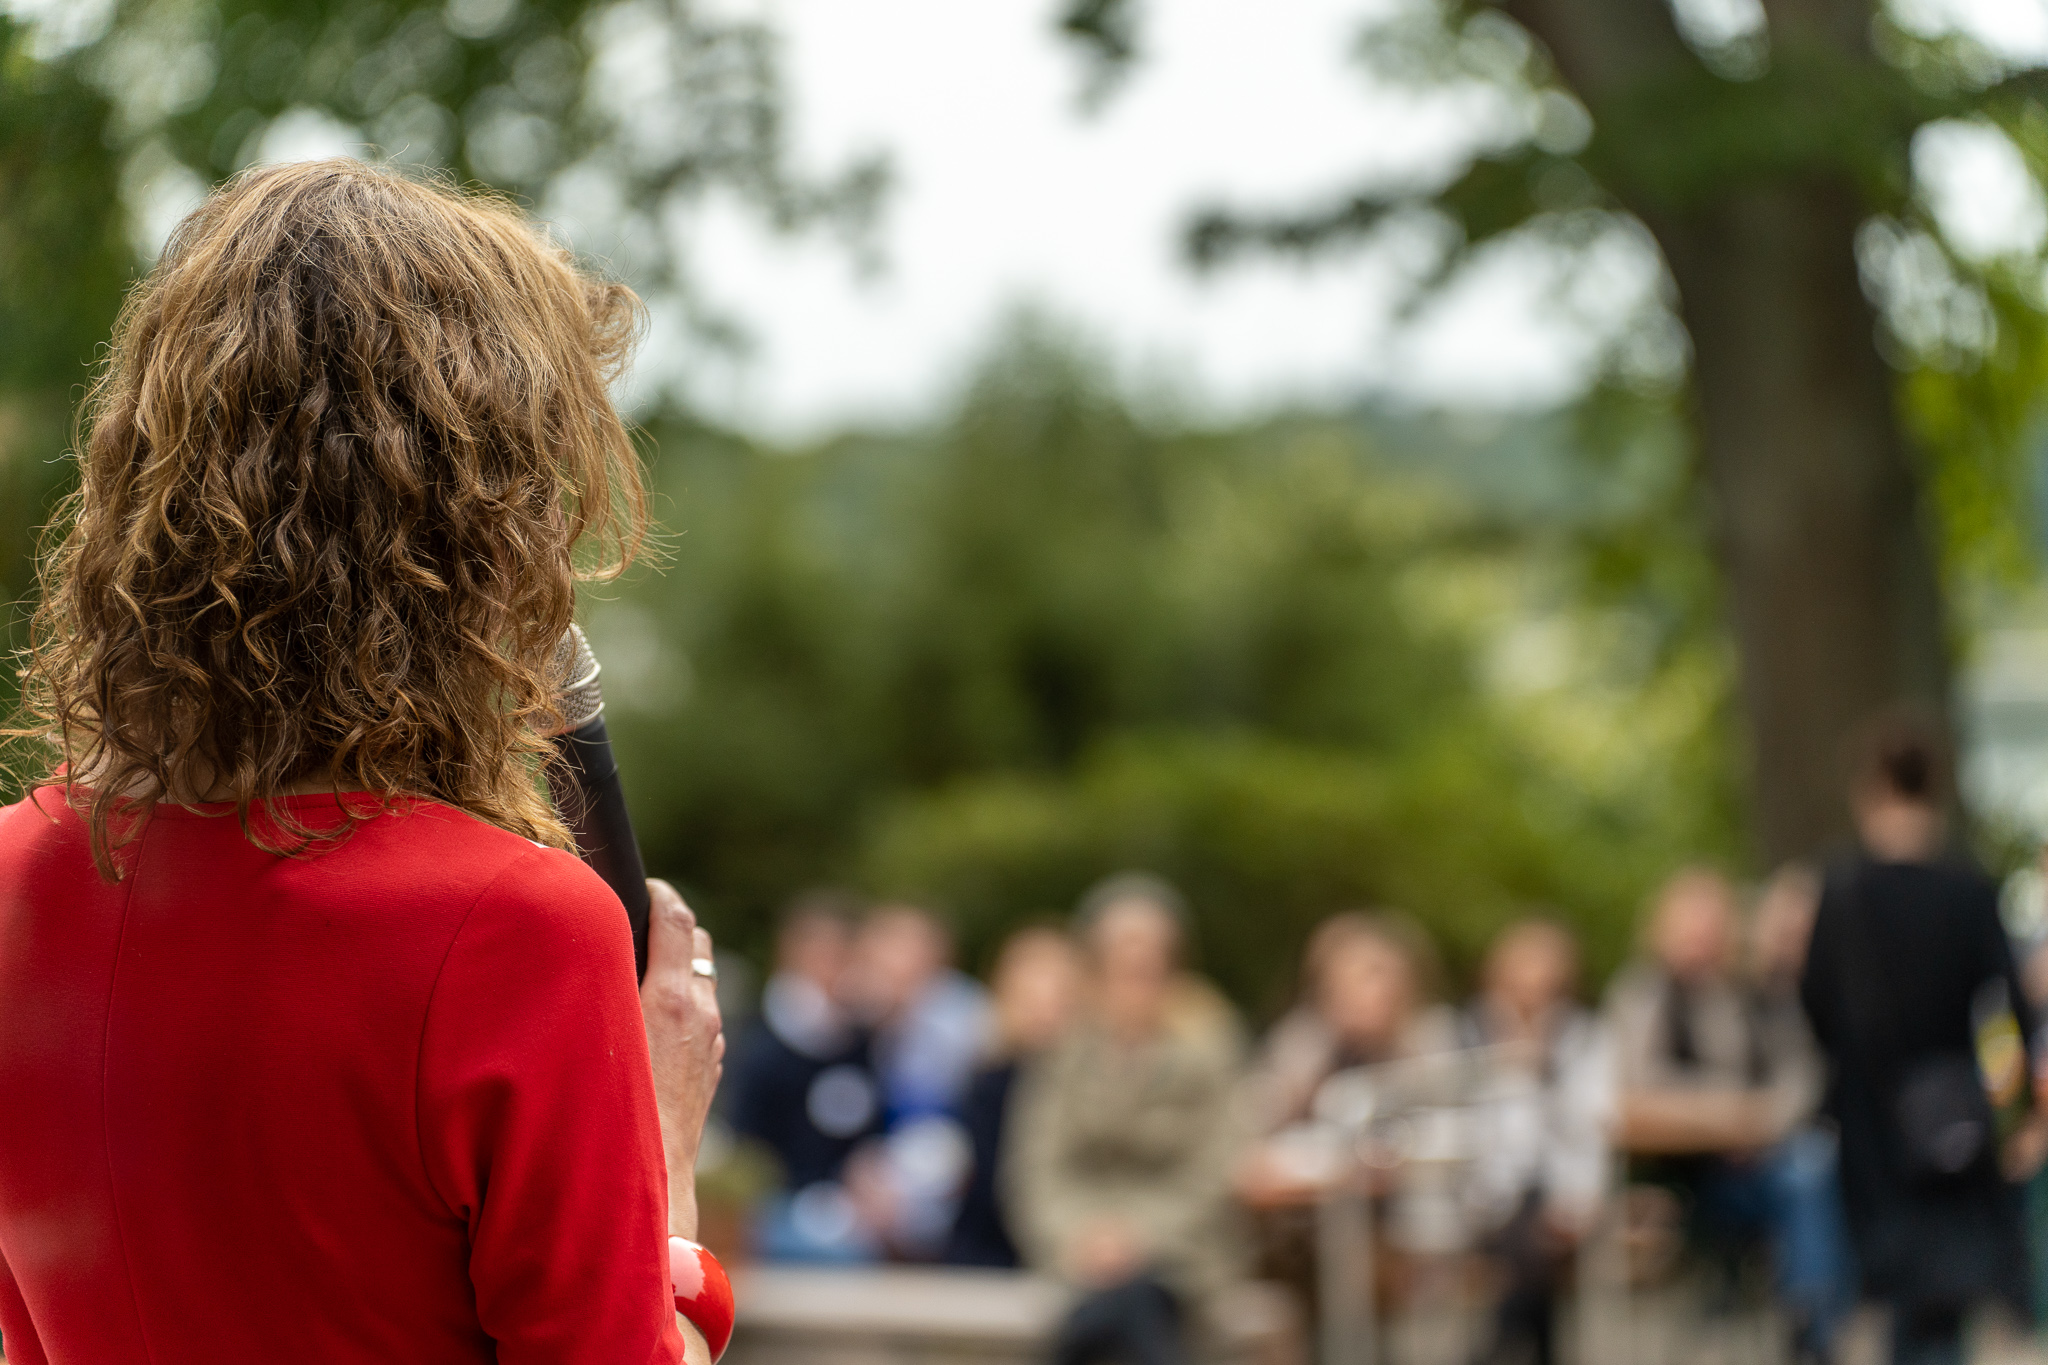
[1066, 0, 2048, 864]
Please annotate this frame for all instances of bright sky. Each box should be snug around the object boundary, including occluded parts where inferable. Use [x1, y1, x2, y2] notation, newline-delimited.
[650, 0, 2048, 441]
[657, 0, 1610, 440]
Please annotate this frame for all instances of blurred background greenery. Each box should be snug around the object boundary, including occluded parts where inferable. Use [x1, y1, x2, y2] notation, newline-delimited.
[599, 322, 1737, 1002]
[7, 0, 2048, 1011]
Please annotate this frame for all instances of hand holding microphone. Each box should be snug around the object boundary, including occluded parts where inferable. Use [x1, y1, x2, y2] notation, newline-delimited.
[641, 878, 724, 1240]
[645, 880, 730, 1363]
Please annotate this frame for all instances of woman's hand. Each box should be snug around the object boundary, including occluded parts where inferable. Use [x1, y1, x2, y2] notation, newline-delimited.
[642, 879, 724, 1240]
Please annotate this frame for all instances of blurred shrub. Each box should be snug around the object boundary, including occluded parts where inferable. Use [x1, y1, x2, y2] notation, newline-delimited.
[859, 731, 1649, 1012]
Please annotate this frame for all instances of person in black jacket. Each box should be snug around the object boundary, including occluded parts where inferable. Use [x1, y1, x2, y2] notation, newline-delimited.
[1800, 717, 2048, 1365]
[726, 892, 887, 1261]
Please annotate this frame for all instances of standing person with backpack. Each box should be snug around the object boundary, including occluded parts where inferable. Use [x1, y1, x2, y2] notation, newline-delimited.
[1801, 718, 2048, 1365]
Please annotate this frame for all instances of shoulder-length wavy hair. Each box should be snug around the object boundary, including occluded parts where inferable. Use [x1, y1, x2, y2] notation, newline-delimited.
[12, 159, 647, 874]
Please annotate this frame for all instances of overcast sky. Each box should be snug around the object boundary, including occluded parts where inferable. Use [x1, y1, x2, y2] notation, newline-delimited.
[626, 0, 2048, 441]
[91, 0, 2048, 442]
[651, 0, 1632, 439]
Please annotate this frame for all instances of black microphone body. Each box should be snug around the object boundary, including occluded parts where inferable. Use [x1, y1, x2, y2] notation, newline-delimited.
[547, 626, 653, 982]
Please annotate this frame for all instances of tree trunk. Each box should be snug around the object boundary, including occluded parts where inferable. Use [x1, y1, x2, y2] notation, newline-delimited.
[1506, 0, 1954, 865]
[1654, 186, 1952, 864]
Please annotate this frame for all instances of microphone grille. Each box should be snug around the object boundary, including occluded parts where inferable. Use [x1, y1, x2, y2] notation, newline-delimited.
[551, 624, 605, 733]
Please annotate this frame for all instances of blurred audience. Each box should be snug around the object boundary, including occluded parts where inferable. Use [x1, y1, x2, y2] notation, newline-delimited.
[1801, 719, 2045, 1365]
[1006, 874, 1245, 1365]
[1608, 867, 1844, 1362]
[715, 827, 2048, 1360]
[946, 925, 1085, 1268]
[726, 891, 885, 1262]
[1460, 919, 1610, 1365]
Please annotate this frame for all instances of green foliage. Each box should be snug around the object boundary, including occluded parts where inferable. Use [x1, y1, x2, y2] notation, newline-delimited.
[1899, 259, 2048, 588]
[598, 325, 1742, 1007]
[0, 21, 128, 396]
[0, 19, 130, 609]
[0, 0, 880, 612]
[860, 728, 1710, 1013]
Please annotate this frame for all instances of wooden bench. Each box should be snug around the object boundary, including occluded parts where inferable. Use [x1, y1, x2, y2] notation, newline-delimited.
[726, 1267, 1302, 1365]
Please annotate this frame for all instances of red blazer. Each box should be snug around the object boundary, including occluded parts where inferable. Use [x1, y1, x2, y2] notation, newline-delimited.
[0, 789, 685, 1364]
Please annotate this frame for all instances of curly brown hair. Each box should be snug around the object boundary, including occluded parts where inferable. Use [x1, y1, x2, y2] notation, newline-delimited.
[11, 159, 647, 874]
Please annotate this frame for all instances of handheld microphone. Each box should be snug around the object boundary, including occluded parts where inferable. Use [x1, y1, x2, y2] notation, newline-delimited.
[547, 624, 653, 982]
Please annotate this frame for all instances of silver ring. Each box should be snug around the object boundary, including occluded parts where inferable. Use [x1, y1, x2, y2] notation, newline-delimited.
[690, 957, 718, 980]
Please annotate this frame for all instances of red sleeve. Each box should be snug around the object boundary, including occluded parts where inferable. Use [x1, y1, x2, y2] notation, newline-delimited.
[0, 1244, 47, 1365]
[417, 847, 684, 1365]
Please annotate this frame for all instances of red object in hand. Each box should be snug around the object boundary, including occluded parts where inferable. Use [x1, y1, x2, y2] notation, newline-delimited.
[669, 1236, 736, 1361]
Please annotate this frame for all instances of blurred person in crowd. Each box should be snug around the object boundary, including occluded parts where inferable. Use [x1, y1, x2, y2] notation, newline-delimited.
[1460, 919, 1611, 1365]
[1243, 911, 1457, 1149]
[1801, 719, 2048, 1365]
[1754, 864, 1821, 998]
[1751, 862, 1856, 1362]
[844, 903, 992, 1258]
[1608, 867, 1843, 1362]
[2001, 841, 2048, 1325]
[726, 891, 886, 1262]
[2022, 930, 2048, 1328]
[947, 925, 1085, 1267]
[1007, 874, 1246, 1365]
[1230, 912, 1453, 1330]
[853, 904, 992, 1124]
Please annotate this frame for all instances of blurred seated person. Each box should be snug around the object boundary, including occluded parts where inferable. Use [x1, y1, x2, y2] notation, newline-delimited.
[1461, 919, 1611, 1365]
[2020, 922, 2048, 1328]
[1007, 874, 1246, 1365]
[853, 904, 992, 1123]
[1238, 912, 1457, 1205]
[1753, 864, 1819, 1001]
[845, 904, 992, 1258]
[1748, 862, 1854, 1360]
[1751, 864, 1834, 1124]
[946, 924, 1084, 1267]
[725, 891, 886, 1262]
[1607, 867, 1839, 1361]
